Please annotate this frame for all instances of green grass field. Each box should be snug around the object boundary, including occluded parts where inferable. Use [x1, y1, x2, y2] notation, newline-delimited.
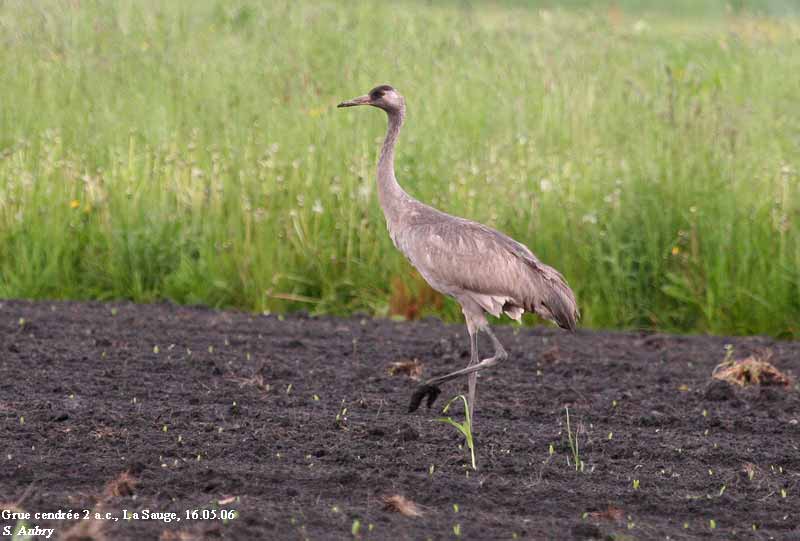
[0, 0, 798, 337]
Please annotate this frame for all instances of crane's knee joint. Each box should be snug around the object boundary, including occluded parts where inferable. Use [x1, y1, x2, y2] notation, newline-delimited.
[482, 350, 507, 368]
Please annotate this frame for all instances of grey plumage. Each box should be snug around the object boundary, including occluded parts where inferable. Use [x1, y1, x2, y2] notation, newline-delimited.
[339, 85, 579, 422]
[392, 212, 578, 331]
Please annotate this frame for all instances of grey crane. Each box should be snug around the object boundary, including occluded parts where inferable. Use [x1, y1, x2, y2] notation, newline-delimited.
[338, 85, 579, 422]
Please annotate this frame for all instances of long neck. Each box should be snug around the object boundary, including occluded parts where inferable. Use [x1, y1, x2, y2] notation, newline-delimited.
[377, 107, 408, 222]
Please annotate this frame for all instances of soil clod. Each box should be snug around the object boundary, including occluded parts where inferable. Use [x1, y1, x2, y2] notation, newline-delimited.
[704, 379, 737, 401]
[397, 423, 419, 442]
[571, 522, 602, 539]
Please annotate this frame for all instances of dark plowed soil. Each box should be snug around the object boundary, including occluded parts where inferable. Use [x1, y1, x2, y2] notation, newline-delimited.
[1, 300, 798, 540]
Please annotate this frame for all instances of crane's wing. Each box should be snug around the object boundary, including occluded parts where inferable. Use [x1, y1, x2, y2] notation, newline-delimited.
[393, 216, 579, 330]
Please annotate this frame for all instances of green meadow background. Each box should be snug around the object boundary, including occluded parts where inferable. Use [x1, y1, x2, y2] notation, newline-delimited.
[0, 0, 798, 337]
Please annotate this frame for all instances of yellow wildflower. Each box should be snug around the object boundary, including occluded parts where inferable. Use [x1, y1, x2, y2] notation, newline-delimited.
[70, 199, 80, 209]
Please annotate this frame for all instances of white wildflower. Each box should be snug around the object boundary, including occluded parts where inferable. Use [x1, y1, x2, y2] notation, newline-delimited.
[633, 20, 649, 34]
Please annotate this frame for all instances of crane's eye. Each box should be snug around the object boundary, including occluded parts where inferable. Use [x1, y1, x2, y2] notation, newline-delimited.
[371, 91, 384, 100]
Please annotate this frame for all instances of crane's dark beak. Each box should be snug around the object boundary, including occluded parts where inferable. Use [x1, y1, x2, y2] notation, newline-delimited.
[337, 95, 371, 108]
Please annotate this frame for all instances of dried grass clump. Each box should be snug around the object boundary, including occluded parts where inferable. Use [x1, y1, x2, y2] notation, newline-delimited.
[61, 517, 106, 541]
[0, 503, 25, 515]
[102, 471, 138, 498]
[712, 350, 792, 387]
[381, 494, 423, 517]
[588, 506, 625, 522]
[159, 525, 221, 540]
[227, 373, 269, 392]
[742, 462, 758, 481]
[387, 359, 423, 381]
[541, 345, 561, 364]
[159, 530, 201, 541]
[389, 275, 443, 320]
[159, 532, 195, 541]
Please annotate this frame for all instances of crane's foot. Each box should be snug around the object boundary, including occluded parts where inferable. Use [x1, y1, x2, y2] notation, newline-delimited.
[408, 384, 441, 412]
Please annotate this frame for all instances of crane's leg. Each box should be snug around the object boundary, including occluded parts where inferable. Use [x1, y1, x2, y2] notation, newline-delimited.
[466, 321, 479, 425]
[416, 325, 507, 386]
[409, 320, 508, 413]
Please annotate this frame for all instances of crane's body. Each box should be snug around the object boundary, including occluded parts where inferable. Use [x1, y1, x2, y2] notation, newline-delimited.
[339, 85, 579, 420]
[386, 201, 577, 331]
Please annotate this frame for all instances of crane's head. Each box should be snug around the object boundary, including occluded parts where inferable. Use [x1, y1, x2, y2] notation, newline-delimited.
[337, 85, 404, 113]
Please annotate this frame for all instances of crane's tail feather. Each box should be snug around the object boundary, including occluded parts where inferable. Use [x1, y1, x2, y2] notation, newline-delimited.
[527, 263, 580, 331]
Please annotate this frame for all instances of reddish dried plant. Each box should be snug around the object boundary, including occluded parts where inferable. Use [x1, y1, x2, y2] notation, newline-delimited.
[381, 494, 423, 517]
[389, 274, 443, 320]
[387, 358, 423, 380]
[712, 350, 792, 387]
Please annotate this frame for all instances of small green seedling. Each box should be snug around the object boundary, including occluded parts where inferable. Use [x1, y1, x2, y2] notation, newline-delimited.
[334, 400, 348, 429]
[565, 407, 584, 472]
[437, 395, 476, 470]
[723, 344, 735, 362]
[12, 518, 31, 541]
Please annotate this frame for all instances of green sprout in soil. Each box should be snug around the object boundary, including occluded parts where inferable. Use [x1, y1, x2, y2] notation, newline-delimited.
[565, 407, 584, 472]
[437, 395, 476, 470]
[334, 400, 348, 430]
[6, 512, 29, 541]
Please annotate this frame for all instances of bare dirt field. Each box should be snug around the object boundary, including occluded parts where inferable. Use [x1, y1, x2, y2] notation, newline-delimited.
[1, 300, 798, 540]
